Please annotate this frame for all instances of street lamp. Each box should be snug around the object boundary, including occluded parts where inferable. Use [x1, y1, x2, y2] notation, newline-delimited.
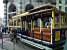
[20, 0, 22, 13]
[3, 0, 8, 27]
[29, 0, 32, 4]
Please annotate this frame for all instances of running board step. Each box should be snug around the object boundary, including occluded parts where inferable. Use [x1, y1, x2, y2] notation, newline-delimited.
[20, 38, 52, 50]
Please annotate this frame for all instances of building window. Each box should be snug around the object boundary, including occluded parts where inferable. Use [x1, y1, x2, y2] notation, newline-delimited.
[59, 0, 62, 3]
[65, 0, 67, 4]
[61, 16, 67, 26]
[65, 7, 67, 12]
[59, 6, 62, 10]
[65, 17, 67, 25]
[8, 3, 16, 12]
[36, 0, 43, 2]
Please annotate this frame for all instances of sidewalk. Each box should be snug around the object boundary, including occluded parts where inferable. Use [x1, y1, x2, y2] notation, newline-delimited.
[0, 48, 5, 50]
[0, 38, 7, 50]
[0, 34, 66, 50]
[0, 33, 37, 50]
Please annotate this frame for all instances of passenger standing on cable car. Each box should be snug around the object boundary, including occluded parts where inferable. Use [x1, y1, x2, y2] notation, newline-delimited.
[10, 28, 14, 41]
[12, 28, 17, 42]
[0, 26, 2, 39]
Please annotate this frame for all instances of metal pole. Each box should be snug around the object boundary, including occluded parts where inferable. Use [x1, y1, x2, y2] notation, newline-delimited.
[29, 0, 32, 4]
[38, 0, 39, 6]
[20, 0, 22, 13]
[3, 0, 8, 34]
[6, 2, 8, 34]
[2, 34, 3, 49]
[41, 14, 43, 45]
[13, 19, 16, 50]
[1, 26, 3, 49]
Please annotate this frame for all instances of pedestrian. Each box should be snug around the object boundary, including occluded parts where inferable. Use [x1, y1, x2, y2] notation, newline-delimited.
[0, 26, 2, 39]
[9, 28, 14, 41]
[12, 28, 17, 43]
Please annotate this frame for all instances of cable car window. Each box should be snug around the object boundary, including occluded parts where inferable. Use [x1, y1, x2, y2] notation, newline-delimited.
[59, 0, 62, 3]
[9, 19, 13, 26]
[42, 17, 51, 28]
[34, 18, 40, 28]
[17, 19, 21, 26]
[65, 0, 67, 4]
[61, 16, 65, 25]
[23, 21, 25, 28]
[27, 22, 31, 31]
[65, 16, 67, 25]
[55, 16, 59, 23]
[54, 16, 60, 28]
[62, 16, 67, 27]
[14, 20, 16, 26]
[22, 21, 25, 29]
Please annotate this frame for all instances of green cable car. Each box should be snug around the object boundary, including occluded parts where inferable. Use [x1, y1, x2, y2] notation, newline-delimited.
[9, 4, 67, 50]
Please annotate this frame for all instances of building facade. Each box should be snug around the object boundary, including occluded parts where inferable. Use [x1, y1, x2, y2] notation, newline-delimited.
[0, 18, 3, 26]
[56, 0, 67, 12]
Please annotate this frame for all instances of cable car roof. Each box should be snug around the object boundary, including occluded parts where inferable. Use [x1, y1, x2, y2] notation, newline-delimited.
[12, 9, 53, 19]
[12, 4, 67, 19]
[12, 12, 29, 19]
[28, 3, 56, 13]
[30, 9, 52, 15]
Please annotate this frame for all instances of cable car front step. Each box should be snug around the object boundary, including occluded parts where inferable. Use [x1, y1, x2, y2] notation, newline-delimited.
[20, 37, 52, 50]
[17, 34, 64, 50]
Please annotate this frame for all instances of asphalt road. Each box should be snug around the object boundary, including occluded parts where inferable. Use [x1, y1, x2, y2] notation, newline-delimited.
[0, 38, 38, 50]
[0, 32, 67, 50]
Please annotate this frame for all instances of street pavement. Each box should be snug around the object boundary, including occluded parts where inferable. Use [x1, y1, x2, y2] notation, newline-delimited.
[0, 33, 67, 50]
[0, 38, 37, 50]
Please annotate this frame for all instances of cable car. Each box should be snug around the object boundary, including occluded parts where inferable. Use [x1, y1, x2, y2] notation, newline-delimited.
[8, 4, 67, 50]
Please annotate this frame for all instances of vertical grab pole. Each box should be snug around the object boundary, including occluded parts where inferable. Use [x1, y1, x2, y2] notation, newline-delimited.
[25, 17, 27, 39]
[16, 19, 17, 27]
[40, 18, 42, 33]
[23, 21, 25, 30]
[52, 9, 55, 29]
[40, 13, 43, 45]
[13, 19, 14, 28]
[13, 19, 16, 50]
[25, 16, 27, 31]
[20, 18, 22, 29]
[1, 26, 3, 49]
[32, 20, 34, 30]
[59, 14, 62, 29]
[25, 21, 26, 31]
[32, 16, 34, 39]
[39, 17, 42, 44]
[31, 18, 32, 35]
[31, 18, 33, 38]
[8, 19, 9, 34]
[31, 20, 32, 32]
[51, 9, 55, 44]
